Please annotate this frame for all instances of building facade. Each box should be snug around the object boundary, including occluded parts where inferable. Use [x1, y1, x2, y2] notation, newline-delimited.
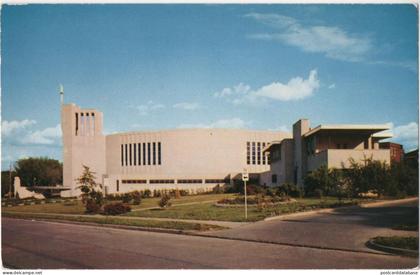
[263, 119, 392, 187]
[61, 103, 289, 196]
[379, 142, 404, 163]
[61, 103, 392, 196]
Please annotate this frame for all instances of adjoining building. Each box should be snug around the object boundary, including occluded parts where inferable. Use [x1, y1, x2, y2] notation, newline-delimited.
[379, 142, 405, 163]
[262, 119, 392, 187]
[61, 102, 392, 196]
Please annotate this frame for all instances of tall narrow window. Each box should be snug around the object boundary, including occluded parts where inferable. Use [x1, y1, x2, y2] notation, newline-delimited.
[125, 144, 128, 166]
[262, 142, 266, 165]
[85, 113, 90, 136]
[116, 180, 119, 192]
[129, 144, 132, 166]
[152, 142, 156, 165]
[75, 113, 79, 136]
[121, 144, 124, 166]
[147, 143, 151, 165]
[138, 143, 141, 165]
[158, 142, 161, 165]
[247, 142, 250, 165]
[257, 142, 261, 165]
[143, 143, 146, 165]
[80, 113, 84, 136]
[91, 113, 95, 135]
[252, 142, 256, 165]
[133, 143, 137, 166]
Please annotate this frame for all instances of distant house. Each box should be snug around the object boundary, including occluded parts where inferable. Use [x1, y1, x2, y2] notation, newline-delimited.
[379, 142, 404, 163]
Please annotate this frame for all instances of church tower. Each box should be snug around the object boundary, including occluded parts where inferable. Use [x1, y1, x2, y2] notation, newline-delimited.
[60, 87, 106, 197]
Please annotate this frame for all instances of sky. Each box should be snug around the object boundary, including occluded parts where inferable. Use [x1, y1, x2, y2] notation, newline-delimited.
[1, 4, 418, 170]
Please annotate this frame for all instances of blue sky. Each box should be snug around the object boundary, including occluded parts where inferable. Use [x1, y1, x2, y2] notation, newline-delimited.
[2, 4, 418, 169]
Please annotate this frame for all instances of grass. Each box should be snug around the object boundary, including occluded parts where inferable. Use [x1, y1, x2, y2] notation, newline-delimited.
[2, 211, 226, 231]
[2, 193, 236, 214]
[373, 236, 419, 251]
[125, 197, 362, 222]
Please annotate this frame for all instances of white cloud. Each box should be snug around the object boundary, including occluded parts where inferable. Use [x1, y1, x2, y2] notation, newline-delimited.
[214, 69, 320, 105]
[245, 13, 372, 62]
[178, 118, 247, 129]
[20, 124, 62, 145]
[268, 125, 290, 132]
[328, 83, 336, 89]
[136, 101, 165, 115]
[2, 119, 36, 136]
[2, 120, 62, 146]
[173, 102, 201, 111]
[383, 122, 418, 150]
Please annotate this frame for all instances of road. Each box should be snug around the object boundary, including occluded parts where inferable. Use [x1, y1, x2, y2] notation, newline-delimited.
[203, 198, 419, 253]
[2, 215, 418, 269]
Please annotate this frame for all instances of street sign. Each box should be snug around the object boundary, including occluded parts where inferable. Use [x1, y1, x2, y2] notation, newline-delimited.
[242, 169, 248, 220]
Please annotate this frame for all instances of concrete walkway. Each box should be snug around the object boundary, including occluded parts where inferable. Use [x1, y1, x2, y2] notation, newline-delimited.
[130, 199, 220, 212]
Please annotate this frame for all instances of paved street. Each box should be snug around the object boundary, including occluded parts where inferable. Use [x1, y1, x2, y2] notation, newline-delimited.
[203, 198, 419, 253]
[2, 214, 418, 269]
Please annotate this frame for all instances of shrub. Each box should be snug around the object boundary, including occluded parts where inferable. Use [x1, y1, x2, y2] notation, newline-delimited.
[143, 189, 152, 198]
[158, 194, 172, 208]
[122, 193, 132, 203]
[85, 199, 102, 214]
[179, 190, 189, 196]
[153, 190, 162, 197]
[174, 189, 181, 199]
[212, 184, 224, 194]
[103, 202, 131, 215]
[131, 191, 142, 205]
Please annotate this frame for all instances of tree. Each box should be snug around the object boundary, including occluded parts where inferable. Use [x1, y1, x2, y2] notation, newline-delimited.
[77, 165, 103, 214]
[1, 170, 16, 197]
[14, 157, 62, 187]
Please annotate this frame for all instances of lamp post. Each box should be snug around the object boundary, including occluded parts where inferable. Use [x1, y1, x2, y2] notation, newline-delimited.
[242, 169, 249, 220]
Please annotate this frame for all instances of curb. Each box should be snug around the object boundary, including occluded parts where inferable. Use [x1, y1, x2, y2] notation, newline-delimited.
[360, 197, 418, 208]
[366, 239, 418, 257]
[4, 216, 192, 235]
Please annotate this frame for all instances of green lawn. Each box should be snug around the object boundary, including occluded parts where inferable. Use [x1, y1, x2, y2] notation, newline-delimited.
[373, 236, 419, 251]
[2, 211, 226, 231]
[2, 193, 237, 214]
[124, 197, 362, 222]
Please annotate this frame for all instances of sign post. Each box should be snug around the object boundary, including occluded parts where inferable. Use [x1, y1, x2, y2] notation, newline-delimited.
[242, 169, 249, 220]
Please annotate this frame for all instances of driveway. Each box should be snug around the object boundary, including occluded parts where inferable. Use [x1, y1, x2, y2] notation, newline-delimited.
[201, 198, 419, 254]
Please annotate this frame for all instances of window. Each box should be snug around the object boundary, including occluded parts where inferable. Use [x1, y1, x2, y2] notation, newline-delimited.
[85, 113, 90, 136]
[91, 113, 95, 135]
[205, 179, 225, 184]
[143, 143, 146, 165]
[147, 143, 151, 165]
[177, 179, 202, 184]
[75, 113, 79, 136]
[80, 113, 84, 136]
[252, 142, 256, 165]
[122, 179, 147, 184]
[246, 142, 250, 165]
[137, 143, 141, 165]
[125, 144, 128, 166]
[152, 142, 156, 165]
[116, 180, 119, 192]
[150, 179, 175, 184]
[133, 143, 137, 165]
[121, 144, 124, 166]
[272, 174, 277, 184]
[129, 144, 132, 166]
[257, 142, 261, 165]
[158, 142, 161, 165]
[262, 142, 266, 165]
